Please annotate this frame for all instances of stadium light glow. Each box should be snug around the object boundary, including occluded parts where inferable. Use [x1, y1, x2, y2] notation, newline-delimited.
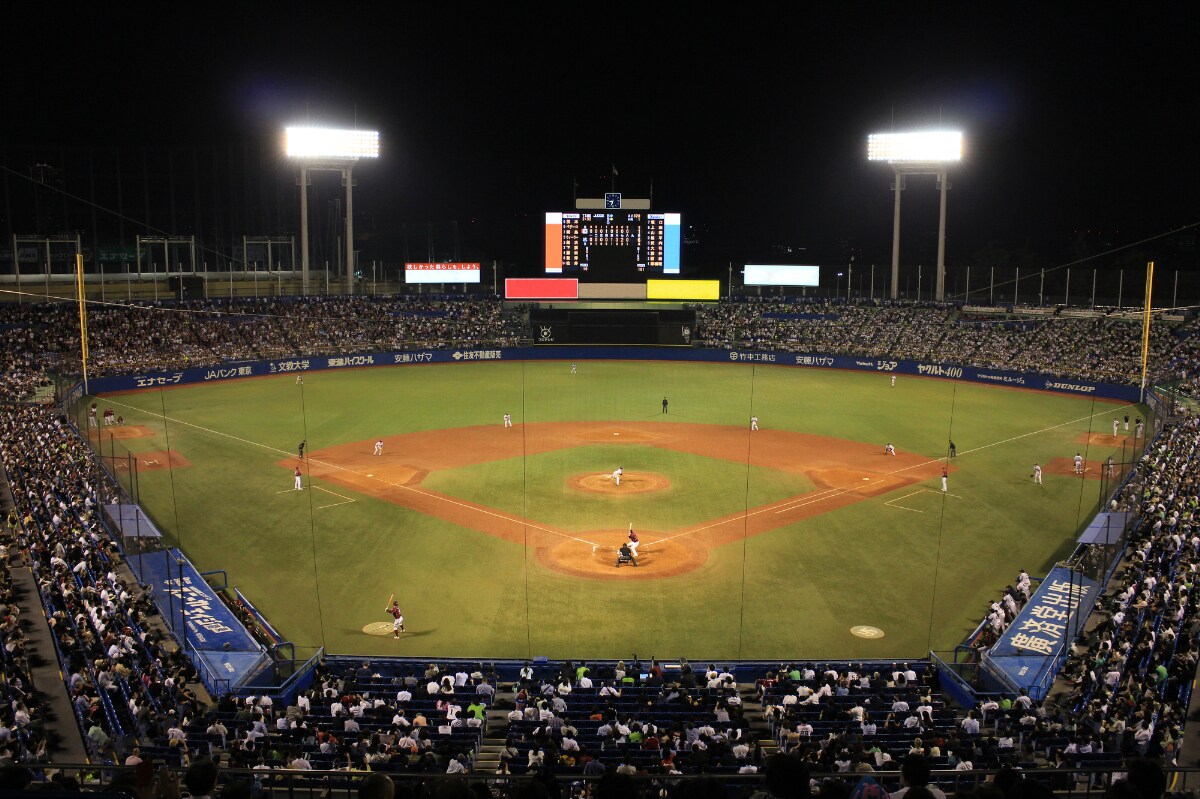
[284, 126, 380, 297]
[285, 127, 380, 160]
[867, 131, 962, 163]
[869, 129, 964, 302]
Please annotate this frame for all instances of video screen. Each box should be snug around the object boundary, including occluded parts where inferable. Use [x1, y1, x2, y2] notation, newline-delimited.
[545, 212, 681, 278]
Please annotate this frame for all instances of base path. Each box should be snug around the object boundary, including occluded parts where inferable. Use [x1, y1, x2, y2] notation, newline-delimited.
[291, 422, 944, 580]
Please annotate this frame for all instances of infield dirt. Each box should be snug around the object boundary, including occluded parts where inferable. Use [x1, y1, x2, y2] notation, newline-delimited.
[284, 422, 944, 580]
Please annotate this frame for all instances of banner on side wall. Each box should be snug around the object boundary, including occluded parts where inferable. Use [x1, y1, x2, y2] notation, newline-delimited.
[130, 548, 267, 689]
[981, 565, 1099, 699]
[85, 347, 1142, 403]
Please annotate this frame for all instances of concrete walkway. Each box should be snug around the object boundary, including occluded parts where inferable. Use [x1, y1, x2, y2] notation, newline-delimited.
[0, 469, 90, 764]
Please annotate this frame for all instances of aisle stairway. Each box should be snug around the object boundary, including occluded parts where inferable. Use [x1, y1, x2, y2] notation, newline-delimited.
[474, 685, 515, 772]
[740, 682, 780, 759]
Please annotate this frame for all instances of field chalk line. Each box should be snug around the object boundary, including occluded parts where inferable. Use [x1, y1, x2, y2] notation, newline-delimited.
[107, 400, 602, 548]
[109, 399, 1123, 551]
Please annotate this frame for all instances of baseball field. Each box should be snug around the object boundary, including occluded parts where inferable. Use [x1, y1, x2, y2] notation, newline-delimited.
[89, 359, 1144, 662]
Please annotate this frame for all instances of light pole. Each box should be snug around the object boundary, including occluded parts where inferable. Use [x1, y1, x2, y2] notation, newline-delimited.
[868, 131, 963, 302]
[285, 127, 380, 296]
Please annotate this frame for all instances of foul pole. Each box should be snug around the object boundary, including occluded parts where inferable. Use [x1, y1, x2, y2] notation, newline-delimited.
[75, 252, 90, 395]
[1140, 261, 1153, 404]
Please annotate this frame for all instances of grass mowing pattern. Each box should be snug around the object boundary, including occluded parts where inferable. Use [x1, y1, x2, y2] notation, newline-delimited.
[98, 360, 1141, 660]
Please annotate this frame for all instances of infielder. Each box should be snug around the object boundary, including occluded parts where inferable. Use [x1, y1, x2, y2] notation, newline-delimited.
[294, 466, 303, 491]
[1113, 418, 1119, 436]
[373, 439, 384, 456]
[750, 415, 759, 431]
[503, 413, 513, 428]
[1032, 464, 1043, 485]
[386, 600, 405, 638]
[1073, 453, 1084, 474]
[884, 443, 896, 456]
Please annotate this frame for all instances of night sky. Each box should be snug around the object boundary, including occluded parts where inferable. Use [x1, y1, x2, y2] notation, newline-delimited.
[4, 6, 1197, 276]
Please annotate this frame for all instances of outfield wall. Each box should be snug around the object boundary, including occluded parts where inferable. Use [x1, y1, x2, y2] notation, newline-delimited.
[83, 345, 1143, 402]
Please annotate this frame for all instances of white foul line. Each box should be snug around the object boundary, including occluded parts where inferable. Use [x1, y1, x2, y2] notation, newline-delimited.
[109, 398, 1122, 550]
[106, 399, 602, 548]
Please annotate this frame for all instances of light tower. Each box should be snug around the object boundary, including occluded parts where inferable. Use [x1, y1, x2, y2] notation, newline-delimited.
[285, 126, 380, 295]
[867, 130, 962, 301]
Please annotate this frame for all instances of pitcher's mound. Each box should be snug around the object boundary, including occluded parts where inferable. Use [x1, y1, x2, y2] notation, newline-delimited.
[570, 472, 670, 495]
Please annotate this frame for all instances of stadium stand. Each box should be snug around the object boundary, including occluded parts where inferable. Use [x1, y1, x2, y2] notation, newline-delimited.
[0, 294, 1198, 794]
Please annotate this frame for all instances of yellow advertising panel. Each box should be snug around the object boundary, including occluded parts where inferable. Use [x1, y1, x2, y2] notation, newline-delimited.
[645, 279, 719, 301]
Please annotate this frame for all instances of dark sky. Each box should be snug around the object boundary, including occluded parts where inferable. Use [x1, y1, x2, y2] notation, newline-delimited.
[4, 6, 1197, 275]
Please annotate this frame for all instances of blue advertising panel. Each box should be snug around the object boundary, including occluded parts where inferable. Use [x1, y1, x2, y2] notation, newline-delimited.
[85, 347, 1141, 402]
[130, 548, 267, 691]
[982, 565, 1099, 699]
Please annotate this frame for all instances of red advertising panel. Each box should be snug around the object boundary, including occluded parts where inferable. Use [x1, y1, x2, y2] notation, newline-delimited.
[544, 213, 564, 273]
[505, 278, 579, 300]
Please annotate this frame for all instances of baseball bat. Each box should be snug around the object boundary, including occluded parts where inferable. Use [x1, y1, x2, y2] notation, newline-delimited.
[386, 592, 394, 607]
[628, 521, 633, 532]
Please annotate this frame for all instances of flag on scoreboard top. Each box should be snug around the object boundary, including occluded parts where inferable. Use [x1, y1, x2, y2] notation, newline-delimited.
[612, 164, 618, 176]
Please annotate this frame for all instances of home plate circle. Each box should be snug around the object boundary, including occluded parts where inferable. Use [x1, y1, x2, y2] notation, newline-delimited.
[362, 622, 394, 636]
[851, 625, 885, 639]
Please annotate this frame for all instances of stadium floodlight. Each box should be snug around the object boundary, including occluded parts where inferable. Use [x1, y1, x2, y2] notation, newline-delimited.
[284, 126, 380, 295]
[868, 130, 963, 301]
[285, 127, 380, 160]
[867, 131, 962, 163]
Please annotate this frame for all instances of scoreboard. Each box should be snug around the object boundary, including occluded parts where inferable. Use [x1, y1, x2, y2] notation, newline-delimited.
[545, 212, 681, 278]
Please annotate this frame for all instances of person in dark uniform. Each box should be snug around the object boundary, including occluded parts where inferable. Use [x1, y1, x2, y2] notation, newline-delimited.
[298, 440, 306, 459]
[662, 396, 668, 414]
[616, 542, 638, 567]
[949, 440, 957, 458]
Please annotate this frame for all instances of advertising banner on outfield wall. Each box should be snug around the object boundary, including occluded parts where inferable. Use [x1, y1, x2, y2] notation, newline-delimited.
[85, 347, 1141, 402]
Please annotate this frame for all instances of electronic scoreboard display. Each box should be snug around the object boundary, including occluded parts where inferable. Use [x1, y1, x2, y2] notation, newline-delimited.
[545, 212, 681, 278]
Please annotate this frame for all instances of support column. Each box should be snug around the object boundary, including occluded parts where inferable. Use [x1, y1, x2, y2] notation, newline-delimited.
[890, 170, 903, 300]
[345, 166, 355, 296]
[300, 166, 310, 296]
[936, 168, 948, 302]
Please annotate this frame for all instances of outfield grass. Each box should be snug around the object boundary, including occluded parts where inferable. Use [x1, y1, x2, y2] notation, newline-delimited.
[94, 360, 1144, 661]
